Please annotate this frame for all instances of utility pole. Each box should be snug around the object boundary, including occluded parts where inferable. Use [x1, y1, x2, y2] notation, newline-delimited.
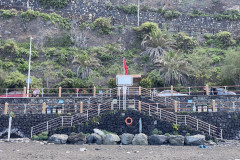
[137, 0, 140, 27]
[27, 37, 33, 97]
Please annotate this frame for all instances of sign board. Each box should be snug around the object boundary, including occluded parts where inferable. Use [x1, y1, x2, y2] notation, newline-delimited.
[188, 100, 193, 103]
[203, 106, 208, 112]
[59, 100, 63, 104]
[112, 99, 118, 104]
[26, 78, 32, 84]
[116, 75, 133, 86]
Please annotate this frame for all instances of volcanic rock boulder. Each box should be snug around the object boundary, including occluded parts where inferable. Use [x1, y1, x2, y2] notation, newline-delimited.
[87, 133, 102, 145]
[67, 133, 86, 144]
[93, 128, 105, 136]
[132, 133, 148, 145]
[185, 134, 205, 145]
[148, 135, 168, 145]
[120, 133, 134, 145]
[102, 134, 120, 145]
[168, 135, 184, 146]
[49, 134, 68, 144]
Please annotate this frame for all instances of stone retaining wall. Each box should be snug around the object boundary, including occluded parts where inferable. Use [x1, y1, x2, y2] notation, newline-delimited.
[0, 0, 240, 36]
[186, 112, 240, 140]
[0, 114, 58, 137]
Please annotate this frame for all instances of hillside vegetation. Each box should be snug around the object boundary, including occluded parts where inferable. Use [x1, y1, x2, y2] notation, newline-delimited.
[0, 9, 240, 89]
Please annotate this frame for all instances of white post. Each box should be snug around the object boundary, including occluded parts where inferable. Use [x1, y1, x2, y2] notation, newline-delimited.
[221, 129, 223, 140]
[137, 0, 140, 27]
[156, 103, 158, 112]
[188, 87, 191, 95]
[98, 104, 100, 116]
[110, 89, 112, 97]
[233, 101, 236, 111]
[74, 104, 77, 113]
[24, 104, 27, 114]
[184, 115, 187, 125]
[31, 127, 33, 138]
[7, 116, 12, 142]
[71, 116, 73, 126]
[87, 109, 88, 121]
[46, 121, 49, 132]
[27, 37, 33, 98]
[41, 88, 44, 97]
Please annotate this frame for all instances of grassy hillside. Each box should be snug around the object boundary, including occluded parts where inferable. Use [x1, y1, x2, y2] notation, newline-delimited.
[0, 9, 240, 89]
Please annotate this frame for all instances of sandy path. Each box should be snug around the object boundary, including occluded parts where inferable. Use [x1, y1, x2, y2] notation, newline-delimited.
[0, 141, 240, 160]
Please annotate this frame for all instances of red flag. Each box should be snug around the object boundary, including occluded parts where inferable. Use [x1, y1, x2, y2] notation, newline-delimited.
[124, 59, 128, 75]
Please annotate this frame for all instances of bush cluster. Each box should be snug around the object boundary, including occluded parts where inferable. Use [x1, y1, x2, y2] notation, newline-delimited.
[38, 0, 69, 9]
[92, 17, 113, 34]
[116, 4, 138, 14]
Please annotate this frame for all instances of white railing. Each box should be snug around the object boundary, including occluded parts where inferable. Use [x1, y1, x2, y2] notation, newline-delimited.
[31, 99, 223, 139]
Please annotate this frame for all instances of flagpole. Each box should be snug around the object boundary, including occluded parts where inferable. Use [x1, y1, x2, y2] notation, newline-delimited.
[123, 57, 125, 75]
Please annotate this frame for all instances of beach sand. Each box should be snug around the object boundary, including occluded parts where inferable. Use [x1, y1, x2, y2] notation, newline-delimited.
[0, 140, 239, 160]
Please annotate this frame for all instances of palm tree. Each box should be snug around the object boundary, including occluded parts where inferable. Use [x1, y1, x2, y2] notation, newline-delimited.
[72, 51, 100, 79]
[141, 29, 176, 61]
[154, 51, 191, 86]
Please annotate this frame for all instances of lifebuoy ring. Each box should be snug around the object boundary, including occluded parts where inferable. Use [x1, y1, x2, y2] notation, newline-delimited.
[125, 117, 133, 125]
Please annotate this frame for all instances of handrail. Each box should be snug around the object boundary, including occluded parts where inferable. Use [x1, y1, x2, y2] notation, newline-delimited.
[30, 93, 223, 139]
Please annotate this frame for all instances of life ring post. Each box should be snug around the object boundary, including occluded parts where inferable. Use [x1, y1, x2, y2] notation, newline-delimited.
[125, 117, 133, 125]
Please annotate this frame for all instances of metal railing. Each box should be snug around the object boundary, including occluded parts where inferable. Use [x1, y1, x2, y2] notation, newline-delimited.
[2, 85, 240, 98]
[30, 99, 223, 139]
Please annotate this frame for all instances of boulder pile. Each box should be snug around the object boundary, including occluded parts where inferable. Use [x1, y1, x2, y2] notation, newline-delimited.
[47, 129, 207, 146]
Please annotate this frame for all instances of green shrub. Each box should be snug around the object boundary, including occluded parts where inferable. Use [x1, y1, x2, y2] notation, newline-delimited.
[163, 10, 182, 19]
[0, 40, 18, 55]
[118, 4, 138, 14]
[186, 133, 190, 136]
[66, 69, 75, 78]
[176, 32, 198, 53]
[44, 33, 74, 47]
[67, 112, 71, 116]
[17, 60, 28, 72]
[108, 78, 117, 88]
[21, 10, 40, 21]
[92, 17, 113, 34]
[32, 135, 39, 140]
[38, 0, 69, 9]
[173, 131, 179, 135]
[42, 132, 48, 136]
[151, 128, 163, 135]
[164, 133, 170, 137]
[38, 133, 48, 140]
[0, 9, 18, 18]
[133, 22, 159, 35]
[172, 123, 179, 131]
[139, 77, 151, 88]
[79, 22, 90, 30]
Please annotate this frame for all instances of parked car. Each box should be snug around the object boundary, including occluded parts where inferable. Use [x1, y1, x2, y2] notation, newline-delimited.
[0, 91, 25, 97]
[209, 88, 236, 95]
[157, 90, 188, 96]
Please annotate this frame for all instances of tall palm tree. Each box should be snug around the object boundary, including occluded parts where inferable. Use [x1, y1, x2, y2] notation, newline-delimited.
[141, 29, 176, 61]
[72, 51, 100, 79]
[154, 51, 191, 86]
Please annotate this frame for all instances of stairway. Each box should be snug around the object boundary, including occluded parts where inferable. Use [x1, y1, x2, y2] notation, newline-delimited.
[30, 87, 223, 139]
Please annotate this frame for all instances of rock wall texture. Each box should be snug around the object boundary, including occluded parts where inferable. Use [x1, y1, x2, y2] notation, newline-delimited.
[0, 0, 240, 37]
